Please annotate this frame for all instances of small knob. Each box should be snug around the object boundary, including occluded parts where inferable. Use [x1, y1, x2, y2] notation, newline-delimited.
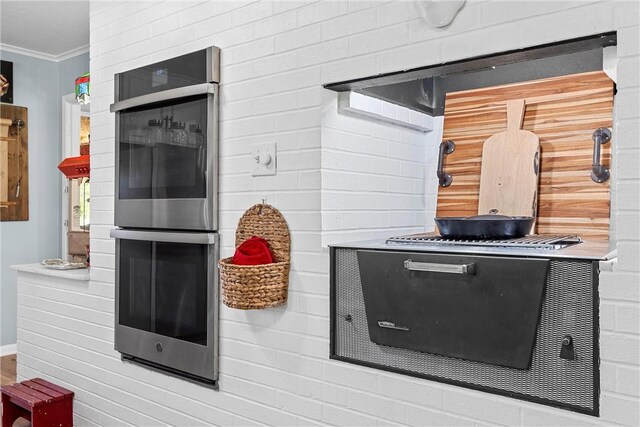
[156, 342, 163, 352]
[255, 153, 272, 165]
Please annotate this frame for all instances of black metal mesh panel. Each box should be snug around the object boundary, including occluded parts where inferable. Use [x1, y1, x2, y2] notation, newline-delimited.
[334, 249, 596, 412]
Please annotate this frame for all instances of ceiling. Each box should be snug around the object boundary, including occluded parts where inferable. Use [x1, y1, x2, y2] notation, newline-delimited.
[0, 0, 89, 61]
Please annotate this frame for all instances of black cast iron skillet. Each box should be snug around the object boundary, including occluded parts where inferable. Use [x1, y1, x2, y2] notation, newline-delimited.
[435, 214, 535, 239]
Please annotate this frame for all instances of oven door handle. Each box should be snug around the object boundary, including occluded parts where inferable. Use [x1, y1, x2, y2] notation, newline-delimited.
[110, 228, 217, 244]
[404, 260, 476, 275]
[110, 83, 217, 112]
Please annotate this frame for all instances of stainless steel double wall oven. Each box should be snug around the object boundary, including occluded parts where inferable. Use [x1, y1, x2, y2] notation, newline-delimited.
[110, 47, 220, 386]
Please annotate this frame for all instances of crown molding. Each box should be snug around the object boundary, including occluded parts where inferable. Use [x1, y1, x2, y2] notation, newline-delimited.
[55, 45, 90, 62]
[0, 43, 89, 62]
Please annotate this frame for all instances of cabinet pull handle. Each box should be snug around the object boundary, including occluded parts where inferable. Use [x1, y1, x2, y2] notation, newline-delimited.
[437, 140, 455, 187]
[591, 127, 611, 183]
[404, 260, 476, 275]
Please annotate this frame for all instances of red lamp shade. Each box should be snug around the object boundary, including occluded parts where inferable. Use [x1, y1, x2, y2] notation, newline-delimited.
[58, 154, 90, 179]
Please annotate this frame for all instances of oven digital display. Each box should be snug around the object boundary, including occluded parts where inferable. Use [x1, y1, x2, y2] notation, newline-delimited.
[152, 68, 169, 87]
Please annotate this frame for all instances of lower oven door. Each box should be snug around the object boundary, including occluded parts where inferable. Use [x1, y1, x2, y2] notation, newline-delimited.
[357, 250, 549, 369]
[111, 229, 218, 383]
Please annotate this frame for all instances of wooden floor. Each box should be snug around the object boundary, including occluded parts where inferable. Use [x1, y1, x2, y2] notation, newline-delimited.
[1, 354, 17, 386]
[1, 354, 31, 427]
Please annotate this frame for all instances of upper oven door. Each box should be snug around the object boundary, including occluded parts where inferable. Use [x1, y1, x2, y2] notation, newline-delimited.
[112, 84, 218, 231]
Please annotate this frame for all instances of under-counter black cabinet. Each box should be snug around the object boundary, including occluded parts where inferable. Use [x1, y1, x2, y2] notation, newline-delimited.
[330, 245, 600, 415]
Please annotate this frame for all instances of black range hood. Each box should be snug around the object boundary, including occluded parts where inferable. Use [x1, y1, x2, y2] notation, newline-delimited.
[324, 32, 617, 116]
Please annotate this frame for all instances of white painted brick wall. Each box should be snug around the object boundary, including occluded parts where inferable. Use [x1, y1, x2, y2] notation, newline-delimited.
[14, 1, 640, 426]
[322, 91, 440, 246]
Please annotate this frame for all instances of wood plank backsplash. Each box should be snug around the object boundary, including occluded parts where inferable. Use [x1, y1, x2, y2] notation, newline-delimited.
[436, 71, 614, 240]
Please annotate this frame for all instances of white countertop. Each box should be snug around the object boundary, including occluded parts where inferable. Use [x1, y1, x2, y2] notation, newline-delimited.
[11, 263, 90, 281]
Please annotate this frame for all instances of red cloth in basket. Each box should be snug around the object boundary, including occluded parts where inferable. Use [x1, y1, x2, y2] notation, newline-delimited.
[232, 236, 274, 265]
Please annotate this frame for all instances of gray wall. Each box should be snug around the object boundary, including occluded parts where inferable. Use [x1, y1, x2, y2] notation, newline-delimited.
[0, 51, 89, 349]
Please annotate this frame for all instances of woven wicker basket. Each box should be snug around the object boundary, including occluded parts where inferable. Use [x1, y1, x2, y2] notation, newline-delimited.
[219, 203, 290, 310]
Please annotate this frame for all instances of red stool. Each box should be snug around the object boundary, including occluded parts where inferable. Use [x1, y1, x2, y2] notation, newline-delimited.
[1, 378, 74, 427]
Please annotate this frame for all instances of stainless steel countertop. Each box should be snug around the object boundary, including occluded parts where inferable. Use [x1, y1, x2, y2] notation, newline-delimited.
[329, 238, 614, 260]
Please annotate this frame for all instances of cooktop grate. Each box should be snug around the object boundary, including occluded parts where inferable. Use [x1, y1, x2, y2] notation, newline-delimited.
[386, 233, 582, 250]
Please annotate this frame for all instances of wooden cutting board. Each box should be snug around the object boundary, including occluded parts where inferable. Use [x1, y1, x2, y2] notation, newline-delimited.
[478, 99, 540, 222]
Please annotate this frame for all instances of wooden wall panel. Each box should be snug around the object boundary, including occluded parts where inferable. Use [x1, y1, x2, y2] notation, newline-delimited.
[0, 104, 29, 221]
[436, 71, 614, 241]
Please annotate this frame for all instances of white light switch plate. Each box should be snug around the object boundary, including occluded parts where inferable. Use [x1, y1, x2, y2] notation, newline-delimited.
[251, 142, 277, 176]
